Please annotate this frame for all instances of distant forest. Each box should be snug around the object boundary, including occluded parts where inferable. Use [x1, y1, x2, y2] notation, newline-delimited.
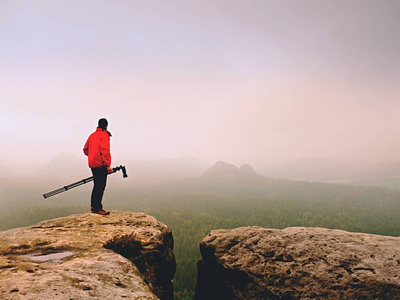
[1, 174, 400, 300]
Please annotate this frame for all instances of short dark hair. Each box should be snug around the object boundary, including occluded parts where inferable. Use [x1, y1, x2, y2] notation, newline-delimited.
[98, 118, 108, 129]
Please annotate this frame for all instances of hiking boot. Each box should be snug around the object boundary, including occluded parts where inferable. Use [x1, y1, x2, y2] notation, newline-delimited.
[91, 209, 110, 216]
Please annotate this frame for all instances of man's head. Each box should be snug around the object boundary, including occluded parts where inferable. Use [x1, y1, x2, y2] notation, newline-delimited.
[98, 118, 108, 130]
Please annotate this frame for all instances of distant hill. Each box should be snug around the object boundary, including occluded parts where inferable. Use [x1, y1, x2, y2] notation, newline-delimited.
[31, 153, 206, 182]
[148, 161, 280, 197]
[202, 161, 268, 183]
[349, 162, 400, 190]
[140, 160, 400, 212]
[125, 156, 207, 182]
[255, 158, 400, 191]
[26, 154, 400, 190]
[0, 165, 19, 179]
[203, 161, 253, 178]
[258, 157, 366, 181]
[33, 152, 88, 181]
[0, 177, 10, 189]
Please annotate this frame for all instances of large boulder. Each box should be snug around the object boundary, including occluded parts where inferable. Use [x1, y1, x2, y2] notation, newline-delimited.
[0, 211, 175, 299]
[196, 226, 400, 299]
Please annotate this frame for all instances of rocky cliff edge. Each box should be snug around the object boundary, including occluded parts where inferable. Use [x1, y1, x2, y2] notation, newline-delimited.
[0, 211, 175, 300]
[196, 226, 400, 299]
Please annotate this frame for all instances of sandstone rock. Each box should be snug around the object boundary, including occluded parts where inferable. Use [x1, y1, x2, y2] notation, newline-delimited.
[0, 211, 175, 300]
[203, 161, 242, 179]
[196, 226, 400, 299]
[239, 164, 255, 173]
[202, 161, 266, 182]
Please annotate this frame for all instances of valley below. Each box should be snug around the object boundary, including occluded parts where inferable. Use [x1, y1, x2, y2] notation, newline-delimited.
[1, 159, 400, 299]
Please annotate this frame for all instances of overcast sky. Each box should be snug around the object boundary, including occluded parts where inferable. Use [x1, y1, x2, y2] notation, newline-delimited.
[1, 0, 399, 172]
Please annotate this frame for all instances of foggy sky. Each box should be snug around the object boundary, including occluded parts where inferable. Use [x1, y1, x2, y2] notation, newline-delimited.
[1, 0, 400, 173]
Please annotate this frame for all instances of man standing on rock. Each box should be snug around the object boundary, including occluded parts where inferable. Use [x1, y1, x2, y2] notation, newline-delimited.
[83, 118, 113, 216]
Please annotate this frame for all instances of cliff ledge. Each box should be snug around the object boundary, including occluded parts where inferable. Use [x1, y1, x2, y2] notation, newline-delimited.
[196, 226, 400, 299]
[0, 211, 175, 300]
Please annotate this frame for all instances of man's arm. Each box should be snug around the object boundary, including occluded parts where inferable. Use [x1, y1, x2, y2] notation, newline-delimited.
[100, 135, 112, 168]
[83, 139, 89, 156]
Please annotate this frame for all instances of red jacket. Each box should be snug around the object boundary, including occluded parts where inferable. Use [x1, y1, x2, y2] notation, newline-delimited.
[83, 128, 112, 168]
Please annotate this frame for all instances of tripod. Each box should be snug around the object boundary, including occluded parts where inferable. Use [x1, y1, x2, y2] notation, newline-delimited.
[43, 165, 128, 199]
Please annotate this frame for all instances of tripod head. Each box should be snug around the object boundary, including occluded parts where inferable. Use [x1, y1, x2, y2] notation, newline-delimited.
[113, 165, 128, 178]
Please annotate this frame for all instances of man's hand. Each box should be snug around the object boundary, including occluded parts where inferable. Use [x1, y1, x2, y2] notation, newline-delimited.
[107, 166, 113, 174]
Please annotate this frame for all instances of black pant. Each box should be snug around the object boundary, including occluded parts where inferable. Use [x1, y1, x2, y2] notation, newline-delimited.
[91, 166, 108, 211]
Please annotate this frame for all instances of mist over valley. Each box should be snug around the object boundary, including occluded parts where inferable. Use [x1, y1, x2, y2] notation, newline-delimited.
[2, 1, 399, 298]
[1, 153, 400, 299]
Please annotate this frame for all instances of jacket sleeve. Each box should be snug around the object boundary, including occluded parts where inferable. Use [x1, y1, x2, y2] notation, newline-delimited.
[100, 135, 111, 167]
[83, 138, 89, 156]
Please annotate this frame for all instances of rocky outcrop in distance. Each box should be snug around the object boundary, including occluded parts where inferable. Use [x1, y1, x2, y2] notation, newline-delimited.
[0, 211, 175, 300]
[196, 226, 400, 299]
[203, 161, 259, 179]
